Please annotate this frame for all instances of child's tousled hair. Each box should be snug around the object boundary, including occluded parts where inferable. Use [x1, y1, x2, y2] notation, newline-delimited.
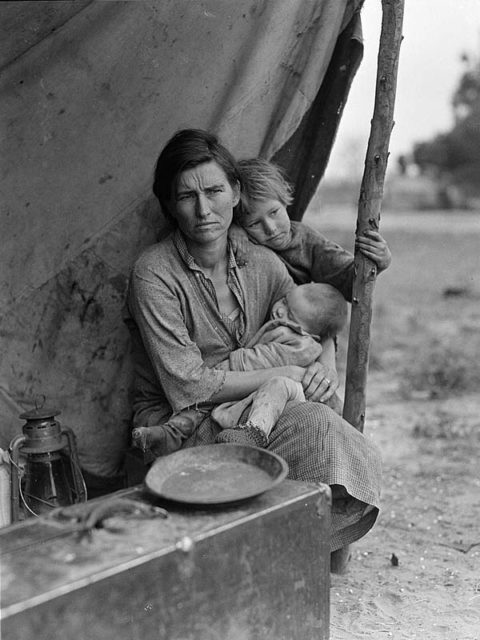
[235, 157, 293, 221]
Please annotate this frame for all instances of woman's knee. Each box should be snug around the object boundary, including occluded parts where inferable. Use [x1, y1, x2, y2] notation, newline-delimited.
[290, 400, 337, 423]
[277, 400, 337, 438]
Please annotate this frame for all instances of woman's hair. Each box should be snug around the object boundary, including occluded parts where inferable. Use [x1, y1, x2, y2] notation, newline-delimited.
[152, 129, 241, 224]
[236, 157, 294, 221]
[294, 283, 348, 339]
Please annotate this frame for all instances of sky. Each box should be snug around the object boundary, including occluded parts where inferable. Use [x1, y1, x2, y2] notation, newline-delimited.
[325, 0, 480, 180]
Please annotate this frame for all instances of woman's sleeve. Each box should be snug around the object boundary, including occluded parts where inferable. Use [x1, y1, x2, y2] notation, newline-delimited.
[129, 268, 226, 413]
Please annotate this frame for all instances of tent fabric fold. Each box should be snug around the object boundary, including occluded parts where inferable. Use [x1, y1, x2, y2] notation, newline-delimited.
[0, 0, 364, 477]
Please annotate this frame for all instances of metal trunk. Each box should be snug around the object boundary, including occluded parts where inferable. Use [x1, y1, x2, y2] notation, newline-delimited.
[1, 480, 331, 640]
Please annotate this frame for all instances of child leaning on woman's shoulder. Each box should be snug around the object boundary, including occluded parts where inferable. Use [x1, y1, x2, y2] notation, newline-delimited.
[230, 157, 392, 300]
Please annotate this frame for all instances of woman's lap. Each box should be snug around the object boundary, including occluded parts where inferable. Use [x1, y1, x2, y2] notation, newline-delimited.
[184, 400, 382, 550]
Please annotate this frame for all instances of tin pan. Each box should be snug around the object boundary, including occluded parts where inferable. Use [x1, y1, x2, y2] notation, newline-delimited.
[145, 444, 289, 506]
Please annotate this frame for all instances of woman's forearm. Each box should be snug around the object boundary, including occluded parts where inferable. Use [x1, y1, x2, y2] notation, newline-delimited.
[209, 366, 303, 403]
[211, 336, 335, 403]
[318, 337, 337, 370]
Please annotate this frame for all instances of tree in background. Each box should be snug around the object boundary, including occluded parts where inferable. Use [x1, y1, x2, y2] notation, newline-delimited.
[413, 51, 480, 204]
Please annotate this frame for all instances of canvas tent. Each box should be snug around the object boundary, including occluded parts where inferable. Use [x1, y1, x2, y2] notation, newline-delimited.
[0, 0, 364, 483]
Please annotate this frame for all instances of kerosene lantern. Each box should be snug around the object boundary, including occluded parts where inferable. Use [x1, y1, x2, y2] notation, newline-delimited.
[9, 406, 87, 522]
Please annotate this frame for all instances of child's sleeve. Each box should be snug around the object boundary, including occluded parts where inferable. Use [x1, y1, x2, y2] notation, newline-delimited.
[278, 222, 355, 301]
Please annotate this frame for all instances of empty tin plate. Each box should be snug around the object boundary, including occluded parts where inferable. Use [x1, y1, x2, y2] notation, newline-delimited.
[145, 444, 289, 505]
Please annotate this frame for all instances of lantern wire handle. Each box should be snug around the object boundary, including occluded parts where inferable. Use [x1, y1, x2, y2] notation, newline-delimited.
[8, 453, 38, 517]
[20, 492, 38, 517]
[7, 450, 22, 474]
[21, 487, 55, 515]
[71, 454, 88, 502]
[9, 450, 46, 517]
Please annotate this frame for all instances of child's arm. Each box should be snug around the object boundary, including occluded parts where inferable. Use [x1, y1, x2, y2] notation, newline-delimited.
[228, 224, 251, 266]
[355, 230, 392, 273]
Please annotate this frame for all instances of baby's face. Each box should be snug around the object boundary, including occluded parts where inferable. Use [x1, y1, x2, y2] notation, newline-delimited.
[271, 288, 310, 328]
[241, 198, 292, 250]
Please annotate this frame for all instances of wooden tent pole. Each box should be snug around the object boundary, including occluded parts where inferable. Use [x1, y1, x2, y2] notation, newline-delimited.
[343, 0, 405, 431]
[331, 0, 405, 575]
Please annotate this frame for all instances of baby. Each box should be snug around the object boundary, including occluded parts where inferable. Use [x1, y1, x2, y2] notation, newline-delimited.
[132, 282, 347, 455]
[213, 282, 348, 447]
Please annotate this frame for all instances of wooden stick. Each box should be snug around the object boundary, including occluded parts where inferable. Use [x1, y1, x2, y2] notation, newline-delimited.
[342, 0, 405, 433]
[332, 0, 405, 576]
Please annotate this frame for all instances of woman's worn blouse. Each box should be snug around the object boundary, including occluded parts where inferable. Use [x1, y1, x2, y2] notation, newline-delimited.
[125, 229, 294, 439]
[276, 221, 354, 301]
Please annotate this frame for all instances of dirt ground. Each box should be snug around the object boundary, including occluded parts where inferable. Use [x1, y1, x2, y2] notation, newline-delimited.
[304, 205, 480, 640]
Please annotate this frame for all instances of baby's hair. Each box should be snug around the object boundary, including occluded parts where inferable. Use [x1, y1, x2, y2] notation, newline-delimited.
[235, 157, 293, 221]
[294, 283, 348, 339]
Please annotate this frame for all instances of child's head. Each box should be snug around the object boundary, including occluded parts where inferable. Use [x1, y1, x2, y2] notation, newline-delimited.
[271, 283, 348, 339]
[235, 158, 293, 250]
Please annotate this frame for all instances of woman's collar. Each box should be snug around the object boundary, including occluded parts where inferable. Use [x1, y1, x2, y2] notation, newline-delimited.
[173, 229, 238, 274]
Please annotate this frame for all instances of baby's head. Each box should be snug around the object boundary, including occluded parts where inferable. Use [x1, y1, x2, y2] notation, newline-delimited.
[271, 283, 348, 339]
[234, 158, 293, 250]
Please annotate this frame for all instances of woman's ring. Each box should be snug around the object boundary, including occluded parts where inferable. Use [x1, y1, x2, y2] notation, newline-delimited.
[325, 378, 331, 385]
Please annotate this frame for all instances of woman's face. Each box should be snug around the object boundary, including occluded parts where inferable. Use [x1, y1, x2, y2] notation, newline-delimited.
[171, 161, 240, 245]
[241, 198, 292, 250]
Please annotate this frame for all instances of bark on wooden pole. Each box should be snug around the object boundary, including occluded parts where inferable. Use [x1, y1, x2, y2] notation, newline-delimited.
[343, 0, 405, 432]
[332, 0, 404, 575]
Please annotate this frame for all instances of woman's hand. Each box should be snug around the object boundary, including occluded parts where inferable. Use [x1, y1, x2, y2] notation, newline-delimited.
[301, 361, 339, 403]
[228, 224, 250, 267]
[355, 230, 392, 273]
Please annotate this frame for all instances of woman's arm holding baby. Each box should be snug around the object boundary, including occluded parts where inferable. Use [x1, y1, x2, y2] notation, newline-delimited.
[304, 337, 339, 403]
[209, 365, 305, 403]
[232, 322, 339, 404]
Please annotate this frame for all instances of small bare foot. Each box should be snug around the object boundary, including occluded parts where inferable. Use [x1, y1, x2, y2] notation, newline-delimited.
[132, 426, 165, 457]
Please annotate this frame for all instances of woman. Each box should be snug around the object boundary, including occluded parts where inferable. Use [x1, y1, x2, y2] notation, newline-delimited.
[126, 129, 381, 552]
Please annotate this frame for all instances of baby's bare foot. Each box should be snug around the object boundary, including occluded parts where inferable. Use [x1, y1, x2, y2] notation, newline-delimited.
[132, 426, 164, 457]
